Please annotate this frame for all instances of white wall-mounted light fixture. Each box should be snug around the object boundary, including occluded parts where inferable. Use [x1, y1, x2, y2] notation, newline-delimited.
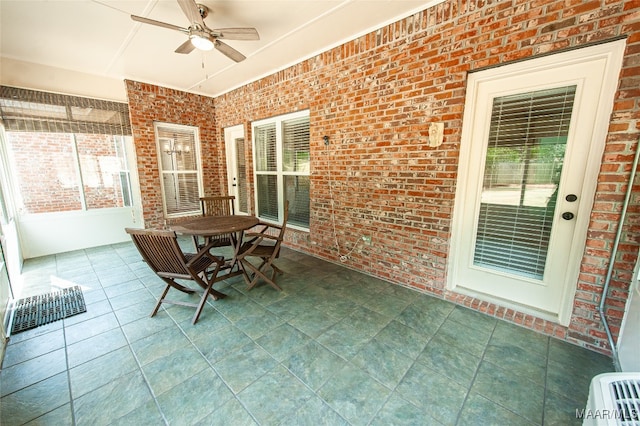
[429, 122, 444, 147]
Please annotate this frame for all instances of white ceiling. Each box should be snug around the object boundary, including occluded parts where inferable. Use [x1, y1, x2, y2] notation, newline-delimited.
[0, 0, 441, 102]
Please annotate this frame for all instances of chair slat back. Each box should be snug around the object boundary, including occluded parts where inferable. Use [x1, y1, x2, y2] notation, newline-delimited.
[200, 196, 235, 217]
[126, 228, 189, 275]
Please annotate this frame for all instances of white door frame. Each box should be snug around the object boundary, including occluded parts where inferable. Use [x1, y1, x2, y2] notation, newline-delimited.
[448, 40, 626, 325]
[224, 124, 247, 215]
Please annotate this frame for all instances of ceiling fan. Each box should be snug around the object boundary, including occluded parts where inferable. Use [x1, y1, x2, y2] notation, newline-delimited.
[131, 0, 259, 62]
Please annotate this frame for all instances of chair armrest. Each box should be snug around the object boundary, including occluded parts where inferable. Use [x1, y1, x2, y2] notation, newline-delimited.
[244, 222, 282, 243]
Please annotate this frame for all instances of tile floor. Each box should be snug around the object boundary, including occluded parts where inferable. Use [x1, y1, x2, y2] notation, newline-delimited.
[0, 240, 614, 425]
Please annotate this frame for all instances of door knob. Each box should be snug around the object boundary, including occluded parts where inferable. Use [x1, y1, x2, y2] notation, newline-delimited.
[565, 194, 577, 202]
[562, 212, 574, 220]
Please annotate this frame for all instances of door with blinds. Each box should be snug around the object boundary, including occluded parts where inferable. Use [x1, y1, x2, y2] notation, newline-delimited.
[449, 41, 625, 323]
[224, 125, 249, 214]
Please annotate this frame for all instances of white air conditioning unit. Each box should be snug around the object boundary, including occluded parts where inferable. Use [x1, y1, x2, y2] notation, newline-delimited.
[583, 373, 640, 426]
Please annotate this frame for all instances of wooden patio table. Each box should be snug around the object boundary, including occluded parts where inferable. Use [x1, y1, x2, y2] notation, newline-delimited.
[172, 215, 260, 279]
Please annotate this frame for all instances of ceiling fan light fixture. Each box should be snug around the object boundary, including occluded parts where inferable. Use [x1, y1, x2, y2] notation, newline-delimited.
[190, 34, 214, 51]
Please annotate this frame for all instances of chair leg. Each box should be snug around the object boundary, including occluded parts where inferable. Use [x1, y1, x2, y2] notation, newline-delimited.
[151, 276, 197, 317]
[192, 263, 226, 324]
[240, 258, 282, 291]
[151, 284, 171, 317]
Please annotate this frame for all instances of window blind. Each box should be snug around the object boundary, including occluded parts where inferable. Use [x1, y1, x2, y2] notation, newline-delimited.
[254, 123, 276, 172]
[235, 137, 248, 213]
[257, 175, 278, 220]
[252, 111, 310, 228]
[0, 86, 131, 136]
[282, 116, 310, 173]
[282, 116, 310, 227]
[473, 86, 576, 279]
[155, 124, 200, 216]
[284, 175, 310, 227]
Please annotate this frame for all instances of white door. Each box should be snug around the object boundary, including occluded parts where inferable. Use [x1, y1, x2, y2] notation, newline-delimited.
[448, 40, 625, 325]
[224, 125, 249, 214]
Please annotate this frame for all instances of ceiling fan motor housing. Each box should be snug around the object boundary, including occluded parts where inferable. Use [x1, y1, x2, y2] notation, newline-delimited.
[196, 4, 209, 19]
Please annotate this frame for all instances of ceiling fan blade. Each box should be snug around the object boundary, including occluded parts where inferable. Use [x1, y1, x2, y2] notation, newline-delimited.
[175, 39, 196, 54]
[215, 28, 260, 41]
[177, 0, 204, 26]
[131, 15, 188, 33]
[215, 40, 246, 62]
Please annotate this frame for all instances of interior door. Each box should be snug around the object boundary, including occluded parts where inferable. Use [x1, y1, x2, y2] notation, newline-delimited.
[224, 125, 249, 214]
[449, 40, 625, 324]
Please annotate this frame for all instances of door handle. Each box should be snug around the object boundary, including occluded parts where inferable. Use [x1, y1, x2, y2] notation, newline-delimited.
[562, 212, 574, 220]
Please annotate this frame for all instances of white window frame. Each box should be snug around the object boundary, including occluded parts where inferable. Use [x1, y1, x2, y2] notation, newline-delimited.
[154, 122, 203, 218]
[251, 110, 310, 230]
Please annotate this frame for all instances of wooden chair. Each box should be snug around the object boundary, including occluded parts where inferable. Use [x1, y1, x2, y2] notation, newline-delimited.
[193, 195, 236, 252]
[237, 201, 289, 291]
[126, 228, 227, 324]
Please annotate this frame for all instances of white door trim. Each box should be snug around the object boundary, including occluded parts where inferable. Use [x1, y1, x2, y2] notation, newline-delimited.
[448, 40, 626, 325]
[224, 124, 247, 215]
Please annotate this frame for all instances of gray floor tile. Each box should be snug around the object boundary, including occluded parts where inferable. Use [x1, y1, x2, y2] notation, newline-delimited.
[192, 324, 252, 362]
[283, 340, 347, 391]
[373, 319, 430, 359]
[351, 338, 414, 389]
[471, 360, 544, 424]
[448, 305, 497, 334]
[69, 346, 139, 398]
[288, 306, 340, 338]
[129, 326, 192, 366]
[2, 328, 65, 368]
[458, 392, 535, 426]
[194, 397, 257, 426]
[110, 399, 166, 426]
[66, 327, 129, 368]
[430, 318, 492, 357]
[255, 323, 311, 362]
[279, 396, 349, 426]
[24, 402, 74, 426]
[0, 372, 70, 425]
[416, 338, 481, 388]
[238, 365, 315, 425]
[73, 370, 154, 426]
[491, 320, 549, 357]
[64, 312, 120, 345]
[213, 341, 278, 393]
[370, 392, 442, 426]
[120, 310, 176, 343]
[543, 389, 585, 426]
[156, 368, 234, 425]
[233, 305, 284, 339]
[482, 339, 547, 386]
[396, 302, 448, 336]
[395, 361, 468, 425]
[1, 348, 67, 397]
[1, 243, 616, 426]
[142, 347, 210, 396]
[317, 363, 391, 426]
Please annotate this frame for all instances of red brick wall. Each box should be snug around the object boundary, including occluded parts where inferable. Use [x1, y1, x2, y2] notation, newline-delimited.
[125, 81, 223, 228]
[129, 1, 640, 355]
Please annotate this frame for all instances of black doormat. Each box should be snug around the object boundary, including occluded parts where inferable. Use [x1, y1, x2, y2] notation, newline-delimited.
[11, 286, 86, 334]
